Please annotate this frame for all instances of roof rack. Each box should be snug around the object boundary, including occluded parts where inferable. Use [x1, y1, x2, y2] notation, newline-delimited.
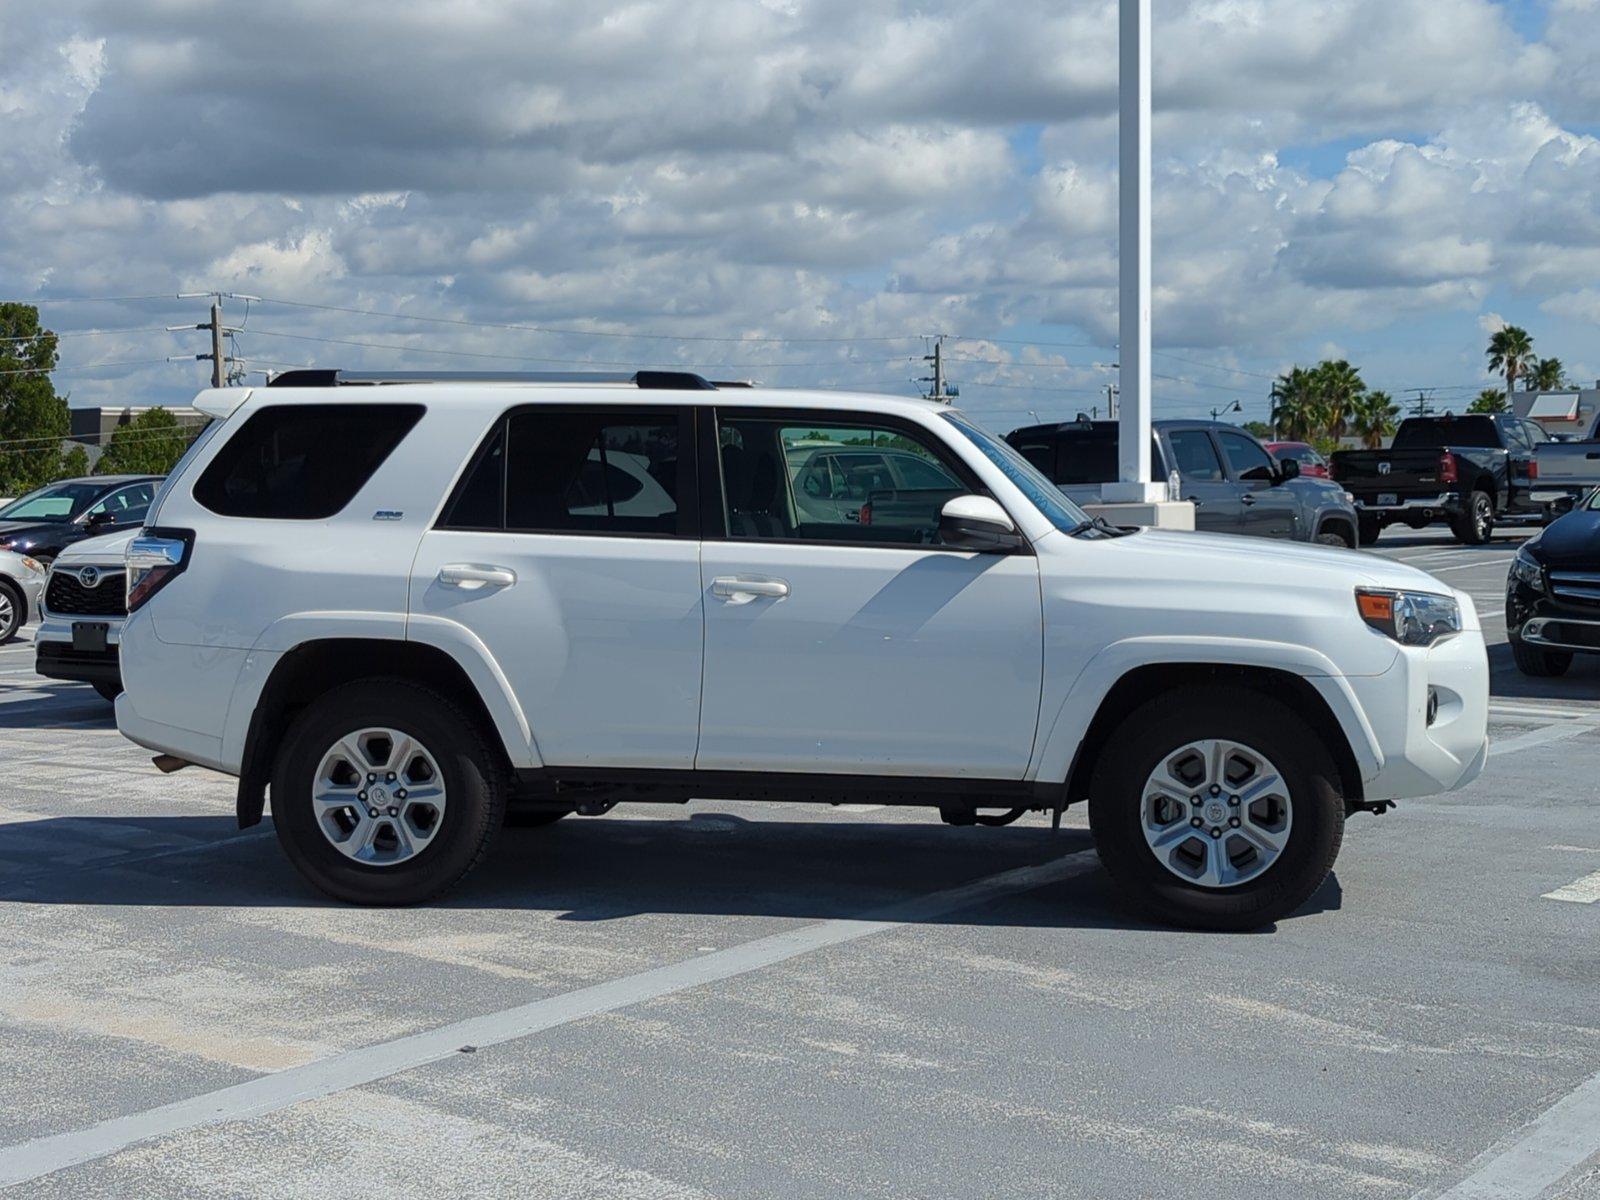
[266, 369, 717, 390]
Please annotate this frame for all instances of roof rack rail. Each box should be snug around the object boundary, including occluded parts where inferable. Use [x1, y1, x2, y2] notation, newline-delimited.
[267, 369, 716, 390]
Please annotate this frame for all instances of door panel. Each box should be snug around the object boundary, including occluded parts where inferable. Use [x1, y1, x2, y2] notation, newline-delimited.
[1164, 429, 1242, 533]
[1216, 430, 1296, 537]
[698, 542, 1043, 776]
[410, 533, 703, 767]
[698, 411, 1043, 778]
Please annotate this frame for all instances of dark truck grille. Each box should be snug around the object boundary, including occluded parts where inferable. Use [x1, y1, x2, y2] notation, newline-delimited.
[45, 567, 128, 617]
[1549, 571, 1600, 610]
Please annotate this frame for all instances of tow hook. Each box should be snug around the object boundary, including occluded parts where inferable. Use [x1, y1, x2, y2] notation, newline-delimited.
[1348, 799, 1396, 816]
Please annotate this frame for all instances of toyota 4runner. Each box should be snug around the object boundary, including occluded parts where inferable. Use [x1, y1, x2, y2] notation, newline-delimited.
[115, 371, 1490, 930]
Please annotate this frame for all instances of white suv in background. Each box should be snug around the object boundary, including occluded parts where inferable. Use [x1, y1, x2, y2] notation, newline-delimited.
[116, 371, 1489, 929]
[35, 530, 138, 700]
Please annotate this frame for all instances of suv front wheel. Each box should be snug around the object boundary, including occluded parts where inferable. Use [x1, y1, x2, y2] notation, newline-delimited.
[271, 679, 506, 904]
[1088, 686, 1344, 931]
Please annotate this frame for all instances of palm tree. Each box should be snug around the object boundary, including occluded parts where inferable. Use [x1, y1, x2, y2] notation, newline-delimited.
[1468, 388, 1509, 414]
[1270, 367, 1319, 440]
[1348, 390, 1399, 449]
[1486, 326, 1534, 398]
[1312, 359, 1367, 441]
[1526, 356, 1567, 392]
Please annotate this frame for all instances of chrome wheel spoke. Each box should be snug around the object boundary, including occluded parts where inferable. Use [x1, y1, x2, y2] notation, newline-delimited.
[1140, 737, 1293, 890]
[312, 727, 447, 868]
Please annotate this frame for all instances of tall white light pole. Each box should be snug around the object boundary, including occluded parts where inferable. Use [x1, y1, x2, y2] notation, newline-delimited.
[1104, 0, 1162, 503]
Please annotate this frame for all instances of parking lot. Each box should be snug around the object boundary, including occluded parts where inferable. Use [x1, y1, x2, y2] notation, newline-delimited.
[0, 529, 1597, 1199]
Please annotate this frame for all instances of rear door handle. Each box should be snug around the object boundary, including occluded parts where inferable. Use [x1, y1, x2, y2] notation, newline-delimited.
[438, 563, 516, 590]
[712, 576, 790, 605]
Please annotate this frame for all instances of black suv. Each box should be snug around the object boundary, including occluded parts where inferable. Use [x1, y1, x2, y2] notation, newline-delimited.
[1506, 490, 1600, 676]
[0, 476, 162, 561]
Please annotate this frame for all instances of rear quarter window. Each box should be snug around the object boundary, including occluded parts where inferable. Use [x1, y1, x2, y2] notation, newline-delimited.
[193, 404, 424, 519]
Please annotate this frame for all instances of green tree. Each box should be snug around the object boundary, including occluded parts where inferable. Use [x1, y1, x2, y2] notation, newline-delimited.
[1270, 367, 1320, 441]
[1486, 325, 1534, 398]
[0, 303, 71, 496]
[95, 408, 194, 476]
[1468, 388, 1510, 414]
[58, 443, 89, 478]
[1348, 390, 1399, 449]
[1526, 356, 1567, 392]
[1311, 359, 1367, 441]
[1242, 420, 1274, 440]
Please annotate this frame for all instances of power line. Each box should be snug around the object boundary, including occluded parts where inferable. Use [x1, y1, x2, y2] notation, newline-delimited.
[0, 325, 174, 344]
[0, 357, 178, 377]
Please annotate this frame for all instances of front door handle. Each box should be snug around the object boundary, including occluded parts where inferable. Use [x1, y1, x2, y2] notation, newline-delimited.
[439, 563, 516, 590]
[1241, 494, 1257, 506]
[712, 576, 790, 605]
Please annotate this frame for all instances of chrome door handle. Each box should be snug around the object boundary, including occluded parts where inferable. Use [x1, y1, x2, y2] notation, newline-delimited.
[439, 563, 516, 590]
[711, 576, 790, 605]
[1241, 495, 1257, 506]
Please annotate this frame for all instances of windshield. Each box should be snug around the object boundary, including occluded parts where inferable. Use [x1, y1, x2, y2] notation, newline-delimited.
[0, 481, 104, 523]
[943, 412, 1092, 534]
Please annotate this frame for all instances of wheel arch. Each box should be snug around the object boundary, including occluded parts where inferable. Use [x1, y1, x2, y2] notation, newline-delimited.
[1052, 661, 1369, 813]
[1314, 512, 1356, 546]
[234, 635, 533, 829]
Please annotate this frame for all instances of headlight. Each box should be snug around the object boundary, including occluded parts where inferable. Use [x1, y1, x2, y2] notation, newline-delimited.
[1356, 588, 1462, 646]
[1509, 549, 1545, 591]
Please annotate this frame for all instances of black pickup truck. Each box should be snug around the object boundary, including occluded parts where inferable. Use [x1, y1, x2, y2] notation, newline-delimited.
[1330, 414, 1557, 546]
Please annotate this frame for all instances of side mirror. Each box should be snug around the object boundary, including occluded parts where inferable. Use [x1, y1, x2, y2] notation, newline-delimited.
[85, 510, 115, 529]
[939, 495, 1024, 553]
[1275, 458, 1300, 484]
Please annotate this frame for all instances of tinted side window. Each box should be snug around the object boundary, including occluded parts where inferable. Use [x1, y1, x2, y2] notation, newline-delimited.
[1217, 431, 1275, 481]
[718, 417, 969, 546]
[1167, 430, 1225, 481]
[503, 410, 682, 535]
[87, 482, 155, 522]
[195, 404, 423, 519]
[1522, 420, 1550, 445]
[439, 422, 506, 529]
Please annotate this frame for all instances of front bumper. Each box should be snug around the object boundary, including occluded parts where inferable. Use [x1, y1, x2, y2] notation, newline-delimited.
[34, 613, 124, 685]
[1507, 572, 1600, 652]
[1344, 621, 1490, 800]
[1351, 493, 1459, 517]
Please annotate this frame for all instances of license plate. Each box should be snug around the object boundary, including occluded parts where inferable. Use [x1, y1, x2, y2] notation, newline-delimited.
[71, 622, 109, 654]
[1377, 493, 1398, 507]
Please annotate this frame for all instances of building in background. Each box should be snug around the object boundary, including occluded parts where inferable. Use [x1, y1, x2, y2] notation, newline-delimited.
[1514, 385, 1600, 437]
[69, 405, 207, 448]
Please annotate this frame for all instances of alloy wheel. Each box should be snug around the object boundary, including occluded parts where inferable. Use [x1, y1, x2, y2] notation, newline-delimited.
[311, 727, 448, 867]
[1140, 739, 1293, 889]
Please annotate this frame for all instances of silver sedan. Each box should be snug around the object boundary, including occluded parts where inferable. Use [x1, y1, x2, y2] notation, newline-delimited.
[0, 548, 47, 643]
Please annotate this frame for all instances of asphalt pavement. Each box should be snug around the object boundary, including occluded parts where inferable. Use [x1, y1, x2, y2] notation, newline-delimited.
[0, 527, 1597, 1199]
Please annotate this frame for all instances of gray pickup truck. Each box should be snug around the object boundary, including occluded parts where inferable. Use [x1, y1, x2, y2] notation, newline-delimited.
[1532, 411, 1600, 498]
[1006, 418, 1359, 546]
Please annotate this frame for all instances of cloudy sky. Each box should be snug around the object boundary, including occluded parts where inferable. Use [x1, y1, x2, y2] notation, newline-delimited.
[3, 0, 1599, 428]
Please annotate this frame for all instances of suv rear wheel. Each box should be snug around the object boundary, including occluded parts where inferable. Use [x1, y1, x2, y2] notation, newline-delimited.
[270, 679, 505, 904]
[0, 579, 22, 644]
[1088, 686, 1344, 931]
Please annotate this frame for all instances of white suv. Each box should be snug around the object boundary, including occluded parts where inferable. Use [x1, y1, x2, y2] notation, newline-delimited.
[116, 371, 1489, 929]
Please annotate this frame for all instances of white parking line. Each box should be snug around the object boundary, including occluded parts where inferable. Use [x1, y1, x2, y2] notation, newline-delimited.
[0, 848, 1100, 1188]
[1492, 721, 1600, 756]
[1541, 871, 1600, 904]
[1423, 1068, 1600, 1199]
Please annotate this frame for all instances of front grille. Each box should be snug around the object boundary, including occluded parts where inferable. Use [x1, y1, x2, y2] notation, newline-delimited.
[45, 568, 127, 617]
[1549, 571, 1600, 610]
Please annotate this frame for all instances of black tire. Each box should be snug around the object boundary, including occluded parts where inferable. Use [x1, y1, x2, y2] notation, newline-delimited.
[1509, 629, 1572, 677]
[1451, 489, 1494, 545]
[0, 579, 22, 644]
[1314, 526, 1354, 549]
[93, 681, 122, 702]
[270, 678, 506, 904]
[1088, 686, 1345, 931]
[1357, 516, 1381, 546]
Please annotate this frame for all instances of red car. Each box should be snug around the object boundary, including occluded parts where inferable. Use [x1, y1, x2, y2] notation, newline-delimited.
[1265, 441, 1330, 479]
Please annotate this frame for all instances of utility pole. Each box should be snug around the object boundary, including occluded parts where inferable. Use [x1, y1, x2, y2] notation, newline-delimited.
[1410, 388, 1434, 418]
[172, 291, 248, 386]
[1104, 382, 1119, 420]
[921, 336, 948, 403]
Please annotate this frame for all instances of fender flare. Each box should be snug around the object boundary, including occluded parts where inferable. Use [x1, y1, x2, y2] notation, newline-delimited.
[1029, 635, 1386, 786]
